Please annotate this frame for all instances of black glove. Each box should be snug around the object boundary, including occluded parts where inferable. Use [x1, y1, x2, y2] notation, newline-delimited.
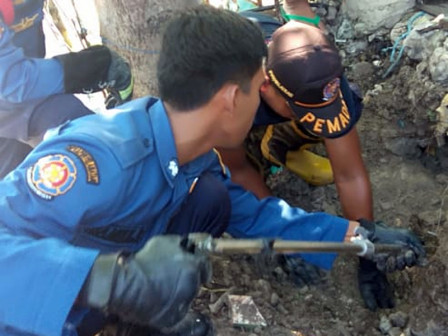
[277, 255, 327, 287]
[55, 45, 133, 99]
[357, 219, 426, 273]
[358, 258, 394, 311]
[79, 235, 211, 330]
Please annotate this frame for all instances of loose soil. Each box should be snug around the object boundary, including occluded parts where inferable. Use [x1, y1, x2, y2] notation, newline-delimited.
[194, 11, 448, 336]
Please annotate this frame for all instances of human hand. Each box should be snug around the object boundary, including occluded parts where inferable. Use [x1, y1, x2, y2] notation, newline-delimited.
[80, 235, 211, 330]
[55, 45, 133, 102]
[104, 50, 133, 108]
[356, 219, 426, 272]
[358, 258, 394, 311]
[277, 255, 327, 287]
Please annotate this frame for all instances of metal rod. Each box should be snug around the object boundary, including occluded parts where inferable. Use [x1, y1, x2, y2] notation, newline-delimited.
[209, 239, 402, 255]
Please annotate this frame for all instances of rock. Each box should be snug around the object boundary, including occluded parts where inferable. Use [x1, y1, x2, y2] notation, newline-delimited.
[351, 61, 375, 80]
[273, 266, 287, 281]
[209, 286, 236, 314]
[389, 311, 409, 328]
[429, 42, 448, 83]
[315, 7, 327, 18]
[373, 60, 382, 67]
[384, 137, 420, 157]
[342, 0, 415, 34]
[228, 295, 267, 328]
[326, 6, 338, 23]
[418, 210, 446, 226]
[388, 327, 404, 336]
[404, 26, 447, 61]
[255, 279, 272, 295]
[209, 292, 218, 304]
[390, 20, 409, 44]
[379, 315, 393, 334]
[435, 174, 448, 185]
[346, 40, 369, 55]
[379, 201, 394, 211]
[270, 292, 280, 307]
[276, 303, 289, 315]
[337, 19, 355, 40]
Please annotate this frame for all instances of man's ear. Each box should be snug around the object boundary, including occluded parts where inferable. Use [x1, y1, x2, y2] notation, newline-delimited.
[260, 75, 270, 94]
[222, 83, 239, 113]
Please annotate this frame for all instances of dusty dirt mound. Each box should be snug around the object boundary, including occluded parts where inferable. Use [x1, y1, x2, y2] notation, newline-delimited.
[194, 4, 448, 336]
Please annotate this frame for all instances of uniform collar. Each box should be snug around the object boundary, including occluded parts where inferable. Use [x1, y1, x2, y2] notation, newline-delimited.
[147, 100, 180, 188]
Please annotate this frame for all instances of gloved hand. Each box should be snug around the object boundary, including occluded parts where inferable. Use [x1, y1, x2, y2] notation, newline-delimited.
[356, 219, 426, 273]
[358, 258, 394, 311]
[277, 255, 327, 287]
[104, 50, 134, 108]
[79, 235, 211, 330]
[54, 45, 133, 100]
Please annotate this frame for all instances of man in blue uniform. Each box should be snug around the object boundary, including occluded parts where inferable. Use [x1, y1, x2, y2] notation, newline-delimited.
[0, 5, 425, 336]
[0, 2, 133, 178]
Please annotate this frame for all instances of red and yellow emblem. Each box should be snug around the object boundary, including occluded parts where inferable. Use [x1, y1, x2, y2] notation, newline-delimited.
[322, 78, 340, 102]
[28, 154, 77, 199]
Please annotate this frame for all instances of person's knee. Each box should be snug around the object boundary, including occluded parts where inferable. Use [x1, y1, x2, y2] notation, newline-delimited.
[191, 172, 230, 230]
[167, 172, 230, 237]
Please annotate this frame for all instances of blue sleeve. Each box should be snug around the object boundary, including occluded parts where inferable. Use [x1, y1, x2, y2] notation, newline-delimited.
[0, 134, 126, 335]
[0, 226, 98, 336]
[215, 162, 349, 269]
[0, 21, 64, 102]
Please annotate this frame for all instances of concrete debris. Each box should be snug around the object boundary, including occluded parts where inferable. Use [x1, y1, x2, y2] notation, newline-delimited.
[389, 311, 410, 329]
[429, 43, 448, 83]
[435, 94, 448, 145]
[403, 17, 448, 61]
[342, 0, 415, 34]
[228, 295, 267, 328]
[208, 286, 237, 314]
[380, 315, 393, 334]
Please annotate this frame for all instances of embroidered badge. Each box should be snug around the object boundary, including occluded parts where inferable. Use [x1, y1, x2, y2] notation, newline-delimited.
[322, 78, 340, 101]
[27, 154, 77, 200]
[67, 145, 100, 184]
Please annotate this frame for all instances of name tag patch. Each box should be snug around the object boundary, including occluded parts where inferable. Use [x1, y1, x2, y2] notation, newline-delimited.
[67, 145, 100, 185]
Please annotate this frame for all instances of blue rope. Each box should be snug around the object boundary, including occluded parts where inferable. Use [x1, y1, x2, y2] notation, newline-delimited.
[102, 37, 160, 55]
[381, 11, 425, 78]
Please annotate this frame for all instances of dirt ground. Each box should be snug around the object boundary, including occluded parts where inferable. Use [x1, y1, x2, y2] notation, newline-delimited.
[193, 6, 448, 336]
[42, 1, 447, 335]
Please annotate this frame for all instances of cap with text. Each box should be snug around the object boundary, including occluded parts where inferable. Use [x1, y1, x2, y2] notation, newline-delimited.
[266, 21, 350, 138]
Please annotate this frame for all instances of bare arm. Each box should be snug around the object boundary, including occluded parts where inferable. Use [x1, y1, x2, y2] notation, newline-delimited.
[282, 0, 326, 30]
[218, 146, 272, 199]
[324, 127, 374, 221]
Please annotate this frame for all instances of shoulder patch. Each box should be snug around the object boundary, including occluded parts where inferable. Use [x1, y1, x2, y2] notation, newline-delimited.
[67, 145, 100, 185]
[27, 154, 77, 200]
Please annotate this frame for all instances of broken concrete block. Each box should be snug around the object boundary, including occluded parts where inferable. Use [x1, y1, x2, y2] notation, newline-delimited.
[429, 44, 448, 83]
[228, 295, 267, 328]
[342, 0, 415, 34]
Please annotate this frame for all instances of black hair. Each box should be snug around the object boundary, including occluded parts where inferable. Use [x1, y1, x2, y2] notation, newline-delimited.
[157, 5, 267, 111]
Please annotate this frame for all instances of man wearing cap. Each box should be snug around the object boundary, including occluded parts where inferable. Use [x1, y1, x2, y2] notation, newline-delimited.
[0, 5, 426, 335]
[221, 1, 393, 312]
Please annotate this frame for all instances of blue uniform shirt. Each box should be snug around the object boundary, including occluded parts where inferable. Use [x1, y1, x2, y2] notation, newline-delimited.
[0, 97, 348, 336]
[10, 0, 46, 57]
[0, 19, 64, 103]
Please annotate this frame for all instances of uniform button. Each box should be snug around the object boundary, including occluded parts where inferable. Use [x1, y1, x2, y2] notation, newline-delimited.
[143, 138, 151, 148]
[168, 160, 178, 177]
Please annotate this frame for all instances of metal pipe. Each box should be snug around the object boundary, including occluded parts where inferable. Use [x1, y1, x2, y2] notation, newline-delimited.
[209, 239, 402, 255]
